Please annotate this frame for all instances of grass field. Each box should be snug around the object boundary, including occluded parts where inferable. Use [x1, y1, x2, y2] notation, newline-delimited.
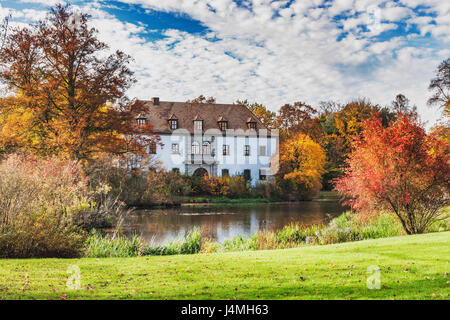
[0, 231, 448, 300]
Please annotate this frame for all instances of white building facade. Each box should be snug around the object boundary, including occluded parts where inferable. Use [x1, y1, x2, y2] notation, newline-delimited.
[132, 98, 279, 186]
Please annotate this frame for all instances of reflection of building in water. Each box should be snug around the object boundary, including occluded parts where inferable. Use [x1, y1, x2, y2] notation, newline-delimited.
[121, 202, 346, 245]
[200, 216, 219, 240]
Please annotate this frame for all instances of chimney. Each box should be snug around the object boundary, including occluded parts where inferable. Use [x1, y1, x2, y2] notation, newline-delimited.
[152, 97, 160, 106]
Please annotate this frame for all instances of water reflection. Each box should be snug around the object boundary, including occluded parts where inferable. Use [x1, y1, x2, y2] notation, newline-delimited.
[122, 202, 346, 245]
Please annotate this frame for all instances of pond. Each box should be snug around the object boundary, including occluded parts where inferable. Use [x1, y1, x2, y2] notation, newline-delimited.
[121, 200, 347, 245]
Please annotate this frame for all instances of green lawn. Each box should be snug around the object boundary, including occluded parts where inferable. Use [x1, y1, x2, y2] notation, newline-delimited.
[0, 232, 448, 300]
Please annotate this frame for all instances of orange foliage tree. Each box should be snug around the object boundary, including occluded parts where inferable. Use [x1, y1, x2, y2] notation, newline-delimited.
[334, 114, 450, 234]
[0, 4, 155, 161]
[186, 95, 216, 104]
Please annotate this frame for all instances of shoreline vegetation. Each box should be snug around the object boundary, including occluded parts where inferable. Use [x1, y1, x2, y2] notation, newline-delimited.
[1, 231, 448, 300]
[84, 209, 449, 259]
[136, 191, 341, 209]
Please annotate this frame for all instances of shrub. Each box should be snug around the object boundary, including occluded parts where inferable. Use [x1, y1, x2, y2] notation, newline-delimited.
[314, 212, 406, 245]
[0, 154, 89, 258]
[334, 114, 450, 234]
[223, 176, 251, 198]
[85, 158, 191, 207]
[182, 174, 251, 198]
[252, 181, 281, 199]
[76, 190, 134, 231]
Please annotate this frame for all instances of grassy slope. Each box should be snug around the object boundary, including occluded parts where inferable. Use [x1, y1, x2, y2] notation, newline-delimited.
[0, 232, 448, 300]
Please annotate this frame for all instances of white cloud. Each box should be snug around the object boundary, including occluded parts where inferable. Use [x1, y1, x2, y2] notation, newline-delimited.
[18, 0, 65, 6]
[2, 0, 449, 128]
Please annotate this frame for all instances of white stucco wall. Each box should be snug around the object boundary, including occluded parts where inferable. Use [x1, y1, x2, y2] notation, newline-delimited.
[149, 129, 278, 186]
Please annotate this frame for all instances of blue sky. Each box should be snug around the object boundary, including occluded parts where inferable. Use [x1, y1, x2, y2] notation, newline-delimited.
[1, 0, 449, 126]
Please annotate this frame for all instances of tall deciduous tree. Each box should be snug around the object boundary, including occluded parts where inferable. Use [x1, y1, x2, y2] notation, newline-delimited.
[334, 114, 450, 234]
[428, 58, 450, 118]
[391, 94, 417, 115]
[0, 4, 154, 160]
[334, 99, 378, 146]
[277, 101, 323, 142]
[0, 14, 10, 50]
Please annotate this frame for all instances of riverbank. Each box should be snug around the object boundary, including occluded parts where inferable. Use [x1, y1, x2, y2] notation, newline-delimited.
[176, 191, 340, 207]
[1, 231, 448, 300]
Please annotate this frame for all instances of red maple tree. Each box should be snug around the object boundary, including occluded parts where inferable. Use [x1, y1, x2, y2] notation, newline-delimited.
[334, 113, 449, 234]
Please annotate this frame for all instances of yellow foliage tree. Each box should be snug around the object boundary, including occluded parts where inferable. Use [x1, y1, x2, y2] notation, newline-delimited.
[277, 133, 326, 200]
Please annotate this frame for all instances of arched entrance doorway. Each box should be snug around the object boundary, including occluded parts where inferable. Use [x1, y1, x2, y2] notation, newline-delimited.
[193, 167, 208, 177]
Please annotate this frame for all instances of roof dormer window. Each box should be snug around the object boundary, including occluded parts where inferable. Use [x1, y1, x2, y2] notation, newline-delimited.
[193, 114, 203, 131]
[217, 116, 228, 131]
[247, 117, 256, 130]
[194, 120, 203, 131]
[168, 114, 178, 130]
[137, 118, 148, 126]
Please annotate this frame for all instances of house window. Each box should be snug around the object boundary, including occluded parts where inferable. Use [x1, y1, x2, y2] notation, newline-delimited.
[218, 121, 228, 131]
[259, 145, 266, 156]
[247, 121, 256, 129]
[244, 145, 250, 156]
[243, 169, 251, 181]
[137, 118, 148, 126]
[202, 141, 211, 155]
[223, 145, 229, 155]
[194, 120, 203, 131]
[259, 169, 266, 181]
[191, 141, 200, 154]
[169, 119, 178, 130]
[172, 143, 179, 154]
[149, 141, 157, 154]
[222, 169, 229, 177]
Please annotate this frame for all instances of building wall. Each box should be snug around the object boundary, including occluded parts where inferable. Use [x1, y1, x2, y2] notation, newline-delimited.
[150, 131, 278, 186]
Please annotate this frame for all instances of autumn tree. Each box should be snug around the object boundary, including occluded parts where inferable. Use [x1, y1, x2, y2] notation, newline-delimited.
[277, 101, 324, 143]
[186, 95, 216, 104]
[276, 133, 326, 200]
[0, 4, 154, 161]
[428, 58, 450, 118]
[236, 99, 277, 129]
[334, 114, 450, 234]
[334, 99, 378, 145]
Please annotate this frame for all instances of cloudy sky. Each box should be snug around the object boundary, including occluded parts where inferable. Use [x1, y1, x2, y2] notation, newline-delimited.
[1, 0, 449, 126]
